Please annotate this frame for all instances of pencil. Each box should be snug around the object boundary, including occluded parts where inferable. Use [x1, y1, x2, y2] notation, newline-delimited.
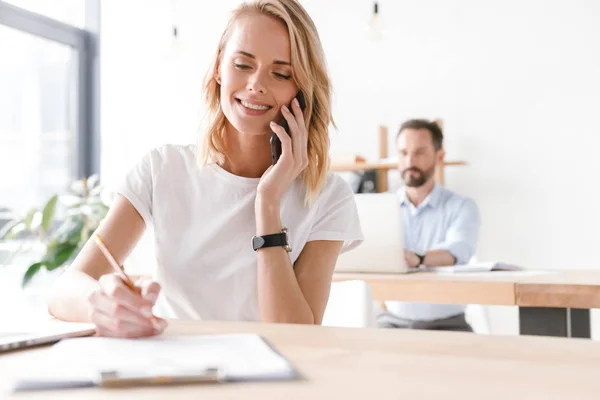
[94, 234, 160, 324]
[94, 234, 137, 291]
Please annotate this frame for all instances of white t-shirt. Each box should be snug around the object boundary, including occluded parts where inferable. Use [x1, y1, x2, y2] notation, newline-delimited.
[116, 144, 363, 321]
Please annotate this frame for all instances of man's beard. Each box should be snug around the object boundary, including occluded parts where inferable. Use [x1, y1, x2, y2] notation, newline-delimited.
[402, 166, 435, 187]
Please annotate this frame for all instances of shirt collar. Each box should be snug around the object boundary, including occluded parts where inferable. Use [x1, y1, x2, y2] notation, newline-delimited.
[398, 183, 442, 209]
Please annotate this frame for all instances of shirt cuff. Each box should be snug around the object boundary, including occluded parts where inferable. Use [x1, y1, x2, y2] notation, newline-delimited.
[432, 242, 472, 265]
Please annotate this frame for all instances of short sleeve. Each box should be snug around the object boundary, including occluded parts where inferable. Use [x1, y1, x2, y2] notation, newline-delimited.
[307, 175, 364, 253]
[114, 149, 156, 228]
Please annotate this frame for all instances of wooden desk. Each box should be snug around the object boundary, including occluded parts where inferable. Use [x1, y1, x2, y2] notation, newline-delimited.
[515, 270, 600, 338]
[333, 270, 600, 338]
[2, 320, 600, 399]
[332, 271, 520, 305]
[515, 270, 600, 308]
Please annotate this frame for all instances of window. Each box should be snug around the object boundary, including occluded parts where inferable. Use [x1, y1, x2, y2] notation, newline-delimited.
[0, 24, 77, 210]
[0, 0, 99, 218]
[0, 0, 99, 321]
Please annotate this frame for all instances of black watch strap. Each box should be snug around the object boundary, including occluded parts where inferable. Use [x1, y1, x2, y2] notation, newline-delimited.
[252, 228, 291, 252]
[416, 253, 426, 266]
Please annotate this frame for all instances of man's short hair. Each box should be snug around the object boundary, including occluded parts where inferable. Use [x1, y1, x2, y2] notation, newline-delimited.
[396, 119, 444, 151]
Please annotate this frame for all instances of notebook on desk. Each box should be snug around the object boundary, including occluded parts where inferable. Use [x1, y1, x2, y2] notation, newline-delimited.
[420, 261, 523, 274]
[13, 333, 300, 391]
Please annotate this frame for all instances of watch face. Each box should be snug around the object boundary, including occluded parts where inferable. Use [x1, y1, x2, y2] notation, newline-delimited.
[252, 236, 265, 250]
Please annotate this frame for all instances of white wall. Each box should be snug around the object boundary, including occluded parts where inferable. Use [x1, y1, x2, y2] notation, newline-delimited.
[100, 0, 600, 336]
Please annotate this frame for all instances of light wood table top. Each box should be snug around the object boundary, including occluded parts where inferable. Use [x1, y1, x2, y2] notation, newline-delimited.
[333, 271, 521, 305]
[2, 320, 600, 399]
[333, 270, 600, 309]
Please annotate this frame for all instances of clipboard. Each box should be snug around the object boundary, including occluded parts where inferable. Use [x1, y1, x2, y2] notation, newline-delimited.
[12, 334, 300, 392]
[98, 366, 223, 387]
[13, 367, 223, 391]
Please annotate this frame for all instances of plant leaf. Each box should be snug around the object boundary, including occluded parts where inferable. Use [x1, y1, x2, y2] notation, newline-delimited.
[79, 205, 94, 216]
[87, 226, 99, 238]
[89, 185, 103, 197]
[41, 195, 59, 233]
[22, 262, 44, 288]
[42, 241, 79, 270]
[24, 208, 38, 229]
[0, 221, 25, 240]
[52, 218, 82, 243]
[87, 174, 100, 190]
[60, 195, 83, 207]
[29, 211, 42, 231]
[64, 219, 84, 245]
[70, 179, 85, 196]
[47, 236, 60, 252]
[91, 200, 108, 211]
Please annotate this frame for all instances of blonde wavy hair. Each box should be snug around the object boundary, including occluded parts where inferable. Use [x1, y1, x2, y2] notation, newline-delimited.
[199, 0, 334, 204]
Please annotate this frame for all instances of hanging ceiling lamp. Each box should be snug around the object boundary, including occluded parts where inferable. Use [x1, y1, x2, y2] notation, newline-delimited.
[367, 1, 382, 41]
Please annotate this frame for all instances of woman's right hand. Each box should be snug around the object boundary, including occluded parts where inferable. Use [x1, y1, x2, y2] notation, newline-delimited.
[87, 274, 168, 338]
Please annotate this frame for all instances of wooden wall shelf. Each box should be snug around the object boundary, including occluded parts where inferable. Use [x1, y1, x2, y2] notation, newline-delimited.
[329, 121, 467, 192]
[330, 160, 467, 173]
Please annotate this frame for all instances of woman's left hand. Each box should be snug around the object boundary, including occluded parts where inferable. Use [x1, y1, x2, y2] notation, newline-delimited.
[257, 97, 308, 204]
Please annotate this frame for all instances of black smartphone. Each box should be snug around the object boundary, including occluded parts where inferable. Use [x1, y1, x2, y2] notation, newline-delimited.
[270, 90, 307, 165]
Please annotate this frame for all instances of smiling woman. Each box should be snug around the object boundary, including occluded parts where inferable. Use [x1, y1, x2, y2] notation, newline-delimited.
[201, 0, 333, 204]
[47, 0, 364, 339]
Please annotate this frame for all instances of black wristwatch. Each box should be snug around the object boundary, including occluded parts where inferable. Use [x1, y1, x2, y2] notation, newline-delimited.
[252, 228, 292, 252]
[416, 253, 426, 266]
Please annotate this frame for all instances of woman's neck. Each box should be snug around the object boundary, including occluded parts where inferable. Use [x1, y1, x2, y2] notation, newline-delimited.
[218, 123, 273, 178]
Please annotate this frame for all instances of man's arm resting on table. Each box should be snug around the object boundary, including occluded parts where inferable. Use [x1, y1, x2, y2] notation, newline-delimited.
[422, 250, 456, 266]
[405, 249, 456, 268]
[407, 198, 481, 268]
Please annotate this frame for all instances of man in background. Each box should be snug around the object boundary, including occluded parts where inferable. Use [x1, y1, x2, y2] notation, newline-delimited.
[377, 119, 481, 332]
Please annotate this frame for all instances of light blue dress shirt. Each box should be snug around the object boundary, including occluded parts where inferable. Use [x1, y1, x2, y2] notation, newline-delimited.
[385, 183, 481, 321]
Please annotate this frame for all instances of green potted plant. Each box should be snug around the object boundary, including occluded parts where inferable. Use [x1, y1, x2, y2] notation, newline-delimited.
[0, 174, 110, 287]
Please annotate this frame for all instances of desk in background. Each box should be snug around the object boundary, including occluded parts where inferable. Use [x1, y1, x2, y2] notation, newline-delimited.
[333, 270, 600, 338]
[2, 320, 600, 399]
[515, 270, 600, 338]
